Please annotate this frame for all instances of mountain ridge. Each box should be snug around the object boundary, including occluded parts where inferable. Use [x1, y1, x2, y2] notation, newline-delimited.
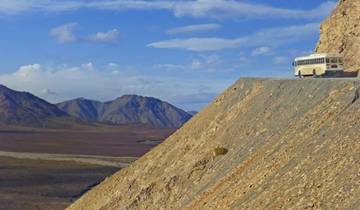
[57, 95, 192, 128]
[0, 84, 71, 127]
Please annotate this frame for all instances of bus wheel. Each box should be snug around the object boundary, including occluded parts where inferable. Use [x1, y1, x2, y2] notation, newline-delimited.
[298, 71, 302, 78]
[313, 70, 317, 78]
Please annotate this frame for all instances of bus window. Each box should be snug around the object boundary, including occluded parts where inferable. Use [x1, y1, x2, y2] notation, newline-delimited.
[331, 58, 337, 63]
[339, 58, 343, 64]
[326, 58, 330, 63]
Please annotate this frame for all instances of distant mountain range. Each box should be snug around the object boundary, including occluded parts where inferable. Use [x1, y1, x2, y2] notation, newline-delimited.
[0, 85, 71, 127]
[57, 95, 192, 128]
[0, 84, 192, 128]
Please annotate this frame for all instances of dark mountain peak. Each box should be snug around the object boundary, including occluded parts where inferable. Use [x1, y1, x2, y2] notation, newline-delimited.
[58, 98, 102, 107]
[73, 97, 101, 104]
[110, 95, 164, 109]
[120, 94, 142, 98]
[57, 98, 102, 122]
[76, 97, 87, 101]
[0, 84, 13, 94]
[0, 85, 68, 127]
[0, 84, 8, 90]
[115, 94, 155, 102]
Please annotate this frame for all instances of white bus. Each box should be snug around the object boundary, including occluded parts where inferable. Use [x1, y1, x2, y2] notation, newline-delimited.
[293, 53, 344, 77]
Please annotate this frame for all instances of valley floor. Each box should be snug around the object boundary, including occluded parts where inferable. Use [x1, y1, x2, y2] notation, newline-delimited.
[0, 156, 118, 210]
[0, 151, 136, 167]
[0, 125, 175, 157]
[0, 125, 175, 210]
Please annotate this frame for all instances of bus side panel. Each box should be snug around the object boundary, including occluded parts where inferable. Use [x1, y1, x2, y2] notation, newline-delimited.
[296, 64, 326, 76]
[296, 66, 316, 75]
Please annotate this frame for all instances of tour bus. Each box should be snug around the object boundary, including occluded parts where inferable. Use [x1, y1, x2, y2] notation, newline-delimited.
[293, 53, 344, 77]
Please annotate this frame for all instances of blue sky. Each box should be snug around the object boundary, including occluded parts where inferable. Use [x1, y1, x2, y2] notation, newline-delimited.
[0, 0, 337, 110]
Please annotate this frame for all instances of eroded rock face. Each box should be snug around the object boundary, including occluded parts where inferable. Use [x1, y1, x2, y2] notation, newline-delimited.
[316, 0, 360, 72]
[68, 78, 360, 210]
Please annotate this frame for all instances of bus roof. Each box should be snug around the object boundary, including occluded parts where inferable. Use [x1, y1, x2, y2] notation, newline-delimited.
[294, 53, 342, 61]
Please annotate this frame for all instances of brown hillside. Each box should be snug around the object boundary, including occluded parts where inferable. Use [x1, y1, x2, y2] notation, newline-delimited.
[316, 0, 360, 72]
[68, 78, 360, 210]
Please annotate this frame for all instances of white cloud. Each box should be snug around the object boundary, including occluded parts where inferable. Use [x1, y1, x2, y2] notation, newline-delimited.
[170, 1, 337, 19]
[80, 62, 95, 71]
[87, 29, 120, 44]
[0, 1, 336, 20]
[272, 56, 288, 64]
[148, 37, 244, 51]
[49, 22, 78, 43]
[50, 23, 120, 45]
[0, 0, 38, 14]
[155, 54, 223, 72]
[0, 63, 155, 102]
[239, 56, 249, 63]
[166, 24, 221, 35]
[107, 63, 119, 68]
[41, 88, 57, 96]
[15, 64, 41, 77]
[148, 23, 320, 52]
[191, 59, 203, 70]
[251, 46, 271, 56]
[153, 64, 186, 71]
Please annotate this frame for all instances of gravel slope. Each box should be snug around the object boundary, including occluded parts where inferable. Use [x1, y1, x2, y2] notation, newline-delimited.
[68, 78, 360, 210]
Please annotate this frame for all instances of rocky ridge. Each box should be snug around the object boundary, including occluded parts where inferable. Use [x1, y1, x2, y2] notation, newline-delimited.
[316, 0, 360, 73]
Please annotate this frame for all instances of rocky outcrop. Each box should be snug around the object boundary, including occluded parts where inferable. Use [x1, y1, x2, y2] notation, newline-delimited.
[316, 0, 360, 72]
[68, 78, 360, 210]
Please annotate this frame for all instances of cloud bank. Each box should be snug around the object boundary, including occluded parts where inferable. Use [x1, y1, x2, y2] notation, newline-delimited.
[49, 22, 78, 43]
[49, 23, 120, 44]
[148, 23, 320, 52]
[166, 24, 222, 35]
[0, 63, 225, 110]
[0, 0, 337, 20]
[251, 46, 271, 56]
[87, 29, 120, 44]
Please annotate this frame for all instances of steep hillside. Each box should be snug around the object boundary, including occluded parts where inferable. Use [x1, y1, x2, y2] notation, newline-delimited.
[0, 85, 70, 127]
[58, 95, 192, 128]
[68, 78, 360, 210]
[316, 0, 360, 72]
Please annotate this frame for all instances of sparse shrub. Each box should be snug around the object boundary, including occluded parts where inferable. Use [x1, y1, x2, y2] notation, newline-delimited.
[213, 147, 228, 156]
